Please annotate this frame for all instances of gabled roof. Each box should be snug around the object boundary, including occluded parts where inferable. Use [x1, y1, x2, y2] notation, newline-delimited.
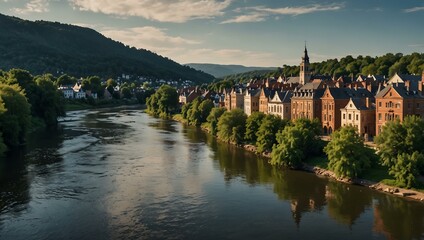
[350, 98, 374, 110]
[269, 91, 292, 103]
[375, 85, 424, 99]
[286, 77, 300, 84]
[323, 87, 355, 99]
[300, 80, 324, 91]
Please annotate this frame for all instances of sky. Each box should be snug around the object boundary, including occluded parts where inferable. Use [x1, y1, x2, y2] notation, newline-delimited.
[0, 0, 423, 67]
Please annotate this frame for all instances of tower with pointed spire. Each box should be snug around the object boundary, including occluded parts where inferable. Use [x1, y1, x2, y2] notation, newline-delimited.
[299, 43, 311, 85]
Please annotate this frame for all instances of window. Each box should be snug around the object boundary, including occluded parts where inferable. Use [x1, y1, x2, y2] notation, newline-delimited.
[417, 103, 420, 109]
[379, 102, 382, 107]
[324, 114, 327, 121]
[378, 113, 382, 120]
[356, 115, 359, 121]
[350, 104, 352, 107]
[329, 115, 332, 121]
[343, 113, 346, 119]
[348, 114, 352, 120]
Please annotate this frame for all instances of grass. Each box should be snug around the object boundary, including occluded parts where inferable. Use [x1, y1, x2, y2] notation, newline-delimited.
[64, 102, 92, 111]
[360, 164, 392, 182]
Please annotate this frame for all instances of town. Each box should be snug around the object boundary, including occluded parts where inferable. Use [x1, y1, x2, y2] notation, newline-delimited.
[178, 46, 424, 141]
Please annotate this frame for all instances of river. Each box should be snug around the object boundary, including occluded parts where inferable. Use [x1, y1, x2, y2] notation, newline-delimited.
[0, 108, 423, 240]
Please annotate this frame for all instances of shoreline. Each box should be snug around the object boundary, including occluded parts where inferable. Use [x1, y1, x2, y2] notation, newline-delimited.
[243, 144, 424, 202]
[183, 118, 424, 203]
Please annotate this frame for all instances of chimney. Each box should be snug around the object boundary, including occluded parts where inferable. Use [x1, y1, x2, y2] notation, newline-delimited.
[367, 83, 372, 92]
[365, 97, 371, 108]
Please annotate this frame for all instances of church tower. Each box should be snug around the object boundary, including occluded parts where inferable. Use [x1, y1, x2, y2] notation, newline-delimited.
[299, 44, 311, 85]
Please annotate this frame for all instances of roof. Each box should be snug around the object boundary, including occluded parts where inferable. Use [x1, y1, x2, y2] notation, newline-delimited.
[270, 91, 292, 103]
[300, 80, 324, 90]
[287, 77, 300, 84]
[375, 85, 424, 99]
[350, 98, 374, 110]
[324, 87, 355, 99]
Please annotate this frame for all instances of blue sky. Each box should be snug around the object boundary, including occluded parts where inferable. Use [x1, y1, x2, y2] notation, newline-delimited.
[0, 0, 423, 67]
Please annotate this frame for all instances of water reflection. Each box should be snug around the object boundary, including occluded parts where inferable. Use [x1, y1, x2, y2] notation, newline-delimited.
[326, 181, 372, 226]
[373, 194, 424, 239]
[0, 110, 423, 240]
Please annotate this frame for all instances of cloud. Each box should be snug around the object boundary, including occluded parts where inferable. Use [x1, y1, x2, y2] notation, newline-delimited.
[222, 3, 343, 23]
[100, 26, 200, 52]
[70, 0, 232, 23]
[221, 13, 266, 24]
[12, 0, 49, 14]
[404, 6, 424, 13]
[251, 3, 343, 16]
[177, 48, 284, 66]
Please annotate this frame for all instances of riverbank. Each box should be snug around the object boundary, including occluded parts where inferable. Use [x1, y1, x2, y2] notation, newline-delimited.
[172, 115, 424, 203]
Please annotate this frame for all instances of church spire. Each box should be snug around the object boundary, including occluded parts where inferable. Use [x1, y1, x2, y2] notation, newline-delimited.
[302, 42, 309, 63]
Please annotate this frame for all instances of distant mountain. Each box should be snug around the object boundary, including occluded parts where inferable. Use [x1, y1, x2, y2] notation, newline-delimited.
[185, 63, 276, 78]
[0, 14, 214, 83]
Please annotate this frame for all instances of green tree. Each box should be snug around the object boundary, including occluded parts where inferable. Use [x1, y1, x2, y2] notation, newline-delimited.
[57, 74, 77, 86]
[324, 126, 375, 179]
[271, 118, 321, 168]
[217, 108, 247, 144]
[244, 111, 265, 144]
[121, 87, 132, 99]
[146, 85, 178, 118]
[0, 84, 31, 147]
[181, 102, 192, 119]
[375, 116, 424, 187]
[206, 107, 226, 135]
[256, 115, 288, 154]
[187, 97, 202, 125]
[32, 75, 66, 126]
[198, 99, 214, 123]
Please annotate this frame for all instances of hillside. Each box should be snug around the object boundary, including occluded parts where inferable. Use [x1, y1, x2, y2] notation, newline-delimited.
[0, 14, 214, 83]
[185, 63, 275, 78]
[220, 53, 424, 83]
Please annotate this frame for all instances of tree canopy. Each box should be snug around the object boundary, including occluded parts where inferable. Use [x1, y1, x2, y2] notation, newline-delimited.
[324, 126, 375, 179]
[217, 108, 247, 144]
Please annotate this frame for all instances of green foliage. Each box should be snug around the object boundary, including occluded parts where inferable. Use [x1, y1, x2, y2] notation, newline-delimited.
[244, 111, 265, 144]
[120, 87, 132, 99]
[146, 85, 178, 118]
[0, 84, 31, 147]
[389, 152, 423, 189]
[271, 118, 321, 168]
[0, 132, 6, 155]
[324, 126, 375, 179]
[206, 107, 226, 136]
[57, 74, 77, 86]
[375, 116, 424, 187]
[217, 108, 247, 144]
[0, 14, 214, 84]
[32, 75, 66, 126]
[256, 115, 288, 154]
[187, 98, 202, 126]
[198, 99, 214, 124]
[218, 52, 424, 83]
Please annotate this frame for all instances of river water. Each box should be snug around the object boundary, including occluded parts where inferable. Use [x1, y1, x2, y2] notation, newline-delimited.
[0, 108, 423, 240]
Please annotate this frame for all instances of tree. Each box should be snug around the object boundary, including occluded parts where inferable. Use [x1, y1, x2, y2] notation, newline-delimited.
[181, 102, 192, 119]
[32, 75, 65, 126]
[0, 84, 31, 147]
[217, 108, 247, 144]
[198, 99, 214, 123]
[390, 152, 423, 188]
[375, 116, 424, 187]
[187, 97, 202, 125]
[271, 118, 321, 168]
[56, 74, 77, 86]
[206, 107, 226, 135]
[0, 98, 6, 154]
[121, 87, 132, 99]
[244, 111, 265, 144]
[324, 126, 375, 179]
[146, 85, 178, 118]
[256, 115, 288, 154]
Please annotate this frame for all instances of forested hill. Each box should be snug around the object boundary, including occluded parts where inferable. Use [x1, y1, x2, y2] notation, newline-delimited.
[0, 14, 214, 83]
[222, 53, 424, 83]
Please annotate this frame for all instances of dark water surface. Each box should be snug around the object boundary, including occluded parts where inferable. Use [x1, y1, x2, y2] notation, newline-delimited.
[0, 108, 423, 240]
